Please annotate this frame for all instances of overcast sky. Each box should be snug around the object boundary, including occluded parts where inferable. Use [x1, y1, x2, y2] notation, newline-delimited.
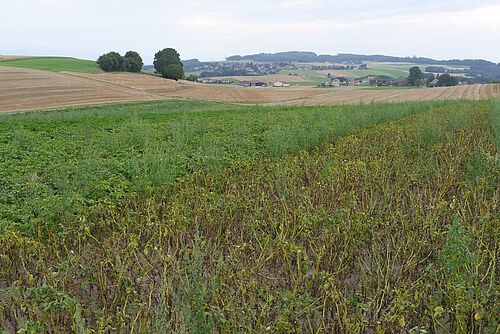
[1, 0, 499, 63]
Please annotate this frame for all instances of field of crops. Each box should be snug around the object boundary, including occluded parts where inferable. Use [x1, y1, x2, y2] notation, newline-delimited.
[344, 68, 408, 79]
[0, 98, 498, 333]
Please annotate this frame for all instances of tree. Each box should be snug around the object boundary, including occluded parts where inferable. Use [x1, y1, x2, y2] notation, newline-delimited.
[408, 66, 424, 86]
[436, 74, 459, 87]
[97, 52, 124, 72]
[123, 51, 143, 72]
[154, 48, 184, 80]
[186, 74, 198, 82]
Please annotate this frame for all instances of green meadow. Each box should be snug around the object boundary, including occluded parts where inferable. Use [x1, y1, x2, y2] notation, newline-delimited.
[344, 68, 409, 79]
[0, 57, 99, 72]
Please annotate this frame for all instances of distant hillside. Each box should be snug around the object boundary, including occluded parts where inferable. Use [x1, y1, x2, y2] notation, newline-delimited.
[144, 59, 216, 72]
[0, 57, 99, 72]
[226, 51, 497, 67]
[182, 58, 219, 72]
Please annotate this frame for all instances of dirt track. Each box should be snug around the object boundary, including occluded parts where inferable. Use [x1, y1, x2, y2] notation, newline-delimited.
[1, 67, 499, 113]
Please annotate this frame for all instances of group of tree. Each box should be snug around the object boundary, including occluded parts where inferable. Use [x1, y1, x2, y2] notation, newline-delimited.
[97, 48, 186, 81]
[435, 74, 459, 87]
[97, 51, 143, 72]
[407, 66, 459, 87]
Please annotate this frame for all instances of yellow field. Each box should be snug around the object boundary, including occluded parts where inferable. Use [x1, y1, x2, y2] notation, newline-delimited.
[0, 55, 32, 61]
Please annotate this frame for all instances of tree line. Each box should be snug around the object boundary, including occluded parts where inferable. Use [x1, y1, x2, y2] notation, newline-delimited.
[227, 51, 497, 68]
[97, 48, 185, 81]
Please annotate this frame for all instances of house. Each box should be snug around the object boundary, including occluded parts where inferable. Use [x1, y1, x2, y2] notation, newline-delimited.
[397, 76, 409, 86]
[330, 78, 341, 87]
[428, 78, 439, 87]
[240, 80, 268, 87]
[273, 81, 290, 87]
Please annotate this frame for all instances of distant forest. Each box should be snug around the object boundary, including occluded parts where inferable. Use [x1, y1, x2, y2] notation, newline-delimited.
[226, 51, 498, 67]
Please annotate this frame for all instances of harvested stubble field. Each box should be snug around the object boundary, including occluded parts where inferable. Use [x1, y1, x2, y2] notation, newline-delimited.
[0, 67, 159, 112]
[0, 98, 498, 333]
[0, 56, 32, 61]
[273, 83, 500, 106]
[59, 72, 500, 106]
[1, 67, 499, 113]
[68, 72, 324, 103]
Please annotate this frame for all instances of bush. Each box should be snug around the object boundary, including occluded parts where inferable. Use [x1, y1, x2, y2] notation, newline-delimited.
[186, 74, 198, 82]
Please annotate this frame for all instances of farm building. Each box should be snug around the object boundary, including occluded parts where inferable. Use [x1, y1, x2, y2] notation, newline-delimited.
[198, 78, 233, 84]
[273, 81, 290, 87]
[198, 78, 215, 84]
[330, 77, 352, 86]
[240, 80, 268, 87]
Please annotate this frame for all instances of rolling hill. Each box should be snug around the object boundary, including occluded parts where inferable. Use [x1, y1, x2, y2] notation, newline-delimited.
[0, 56, 99, 72]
